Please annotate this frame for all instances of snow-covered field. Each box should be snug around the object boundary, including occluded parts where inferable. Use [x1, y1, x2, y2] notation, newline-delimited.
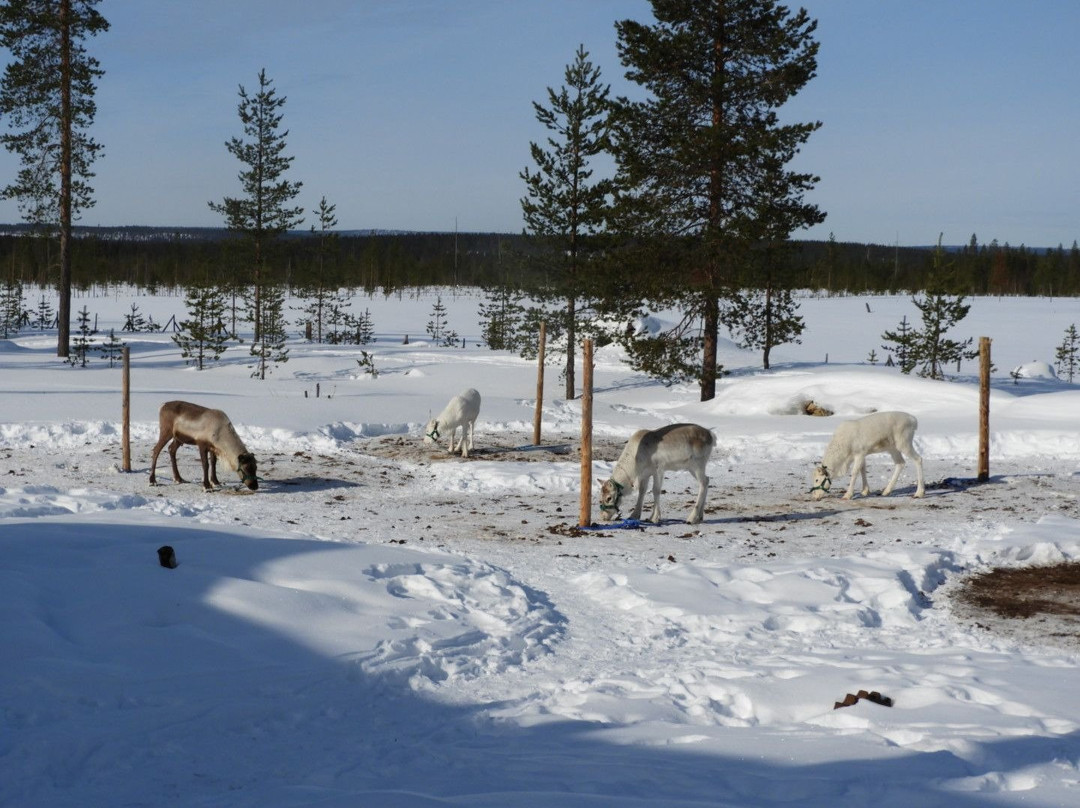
[3, 287, 1080, 807]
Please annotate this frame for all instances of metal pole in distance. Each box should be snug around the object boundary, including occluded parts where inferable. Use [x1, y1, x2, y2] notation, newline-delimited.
[977, 336, 991, 482]
[122, 346, 131, 472]
[533, 321, 546, 446]
[579, 339, 594, 527]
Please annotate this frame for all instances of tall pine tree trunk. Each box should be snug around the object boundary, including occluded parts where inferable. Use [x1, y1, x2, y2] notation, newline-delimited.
[700, 295, 719, 401]
[56, 0, 72, 358]
[763, 282, 773, 370]
[565, 296, 576, 399]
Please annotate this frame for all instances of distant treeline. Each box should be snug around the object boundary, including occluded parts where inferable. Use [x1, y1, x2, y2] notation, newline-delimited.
[2, 226, 1079, 297]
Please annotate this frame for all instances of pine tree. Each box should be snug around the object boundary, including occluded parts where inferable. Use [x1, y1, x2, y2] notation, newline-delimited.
[299, 195, 338, 343]
[122, 302, 148, 332]
[612, 0, 824, 400]
[250, 283, 289, 379]
[722, 284, 804, 370]
[478, 283, 525, 351]
[1056, 324, 1079, 383]
[521, 45, 613, 399]
[0, 0, 109, 357]
[173, 280, 228, 370]
[209, 69, 303, 343]
[881, 315, 916, 373]
[32, 293, 54, 330]
[353, 307, 375, 345]
[0, 274, 24, 337]
[426, 296, 449, 344]
[324, 295, 351, 345]
[908, 291, 976, 379]
[67, 303, 94, 367]
[98, 327, 123, 367]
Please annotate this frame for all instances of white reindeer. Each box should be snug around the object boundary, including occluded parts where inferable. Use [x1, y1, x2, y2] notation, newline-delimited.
[149, 400, 258, 491]
[598, 423, 714, 525]
[811, 411, 925, 501]
[423, 388, 481, 457]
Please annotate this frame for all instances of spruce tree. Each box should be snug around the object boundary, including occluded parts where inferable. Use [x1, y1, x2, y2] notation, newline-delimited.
[612, 0, 824, 400]
[520, 45, 613, 399]
[0, 0, 109, 357]
[209, 69, 303, 343]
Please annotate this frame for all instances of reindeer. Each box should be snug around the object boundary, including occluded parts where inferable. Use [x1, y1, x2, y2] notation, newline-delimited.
[149, 400, 258, 491]
[811, 411, 924, 500]
[423, 388, 481, 457]
[598, 423, 714, 525]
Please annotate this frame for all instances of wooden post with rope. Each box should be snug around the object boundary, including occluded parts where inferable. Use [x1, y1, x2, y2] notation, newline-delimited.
[978, 336, 991, 482]
[533, 321, 546, 446]
[579, 339, 594, 527]
[122, 346, 131, 472]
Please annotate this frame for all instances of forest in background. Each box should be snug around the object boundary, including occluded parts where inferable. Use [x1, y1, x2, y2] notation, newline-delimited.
[2, 226, 1079, 298]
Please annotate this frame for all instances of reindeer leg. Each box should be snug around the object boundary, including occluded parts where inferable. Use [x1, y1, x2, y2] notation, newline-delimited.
[209, 449, 221, 487]
[168, 439, 186, 484]
[843, 455, 864, 499]
[198, 445, 214, 490]
[648, 471, 663, 523]
[149, 434, 170, 485]
[910, 449, 925, 498]
[881, 449, 904, 496]
[460, 425, 469, 458]
[688, 467, 709, 525]
[629, 478, 646, 521]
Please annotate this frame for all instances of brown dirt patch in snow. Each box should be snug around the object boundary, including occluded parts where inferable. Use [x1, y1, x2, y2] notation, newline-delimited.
[953, 562, 1080, 648]
[956, 562, 1080, 620]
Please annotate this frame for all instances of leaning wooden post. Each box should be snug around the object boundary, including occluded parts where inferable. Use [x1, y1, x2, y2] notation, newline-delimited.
[977, 336, 991, 482]
[579, 339, 594, 527]
[121, 346, 131, 472]
[533, 321, 546, 446]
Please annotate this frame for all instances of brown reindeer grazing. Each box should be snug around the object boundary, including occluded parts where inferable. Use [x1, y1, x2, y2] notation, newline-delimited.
[149, 401, 258, 491]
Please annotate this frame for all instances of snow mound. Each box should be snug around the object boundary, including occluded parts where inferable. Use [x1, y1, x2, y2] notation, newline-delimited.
[1011, 360, 1056, 380]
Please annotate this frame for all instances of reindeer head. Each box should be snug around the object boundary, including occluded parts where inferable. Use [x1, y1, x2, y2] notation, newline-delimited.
[810, 464, 831, 500]
[597, 478, 624, 521]
[423, 418, 439, 444]
[238, 452, 258, 491]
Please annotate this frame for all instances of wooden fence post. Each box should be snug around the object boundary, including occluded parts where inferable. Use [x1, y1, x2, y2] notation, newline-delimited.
[533, 322, 546, 446]
[978, 336, 991, 482]
[122, 346, 131, 472]
[579, 339, 594, 527]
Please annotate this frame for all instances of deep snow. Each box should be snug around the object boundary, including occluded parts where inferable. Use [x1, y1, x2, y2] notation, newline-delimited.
[2, 288, 1080, 807]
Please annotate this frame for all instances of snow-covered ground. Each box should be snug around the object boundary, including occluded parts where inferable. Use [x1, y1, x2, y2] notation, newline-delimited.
[3, 288, 1080, 807]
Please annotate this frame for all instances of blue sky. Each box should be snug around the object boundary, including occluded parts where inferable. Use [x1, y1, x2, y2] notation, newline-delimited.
[0, 0, 1077, 247]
